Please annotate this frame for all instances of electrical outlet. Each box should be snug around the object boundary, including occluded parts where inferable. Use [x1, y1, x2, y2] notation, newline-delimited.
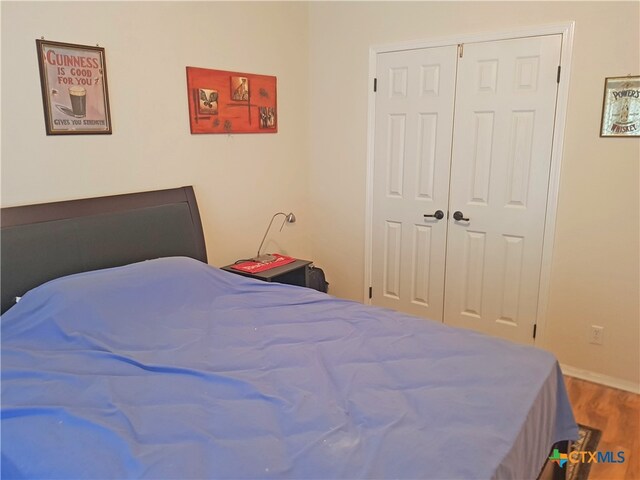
[589, 325, 604, 345]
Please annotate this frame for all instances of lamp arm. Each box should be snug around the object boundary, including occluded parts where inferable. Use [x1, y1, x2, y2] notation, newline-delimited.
[256, 212, 287, 258]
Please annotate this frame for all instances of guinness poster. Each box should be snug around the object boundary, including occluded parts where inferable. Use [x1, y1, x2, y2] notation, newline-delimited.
[36, 39, 112, 135]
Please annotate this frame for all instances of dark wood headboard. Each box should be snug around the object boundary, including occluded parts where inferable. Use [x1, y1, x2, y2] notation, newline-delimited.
[1, 186, 207, 314]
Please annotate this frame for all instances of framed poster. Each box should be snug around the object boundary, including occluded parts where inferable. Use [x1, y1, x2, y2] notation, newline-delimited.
[36, 39, 112, 135]
[186, 67, 277, 134]
[600, 75, 639, 137]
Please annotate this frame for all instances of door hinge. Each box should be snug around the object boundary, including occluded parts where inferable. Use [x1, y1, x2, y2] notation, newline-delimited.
[369, 286, 373, 299]
[373, 78, 377, 92]
[557, 66, 561, 84]
[458, 43, 464, 58]
[533, 324, 537, 339]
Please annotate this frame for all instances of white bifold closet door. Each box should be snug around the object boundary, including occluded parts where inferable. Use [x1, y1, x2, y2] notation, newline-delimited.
[371, 45, 458, 322]
[371, 35, 562, 345]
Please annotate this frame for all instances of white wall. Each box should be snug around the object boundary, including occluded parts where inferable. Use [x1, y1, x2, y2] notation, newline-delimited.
[308, 1, 639, 388]
[1, 1, 311, 266]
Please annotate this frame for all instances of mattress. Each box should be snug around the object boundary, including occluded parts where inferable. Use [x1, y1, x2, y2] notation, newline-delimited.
[1, 256, 577, 479]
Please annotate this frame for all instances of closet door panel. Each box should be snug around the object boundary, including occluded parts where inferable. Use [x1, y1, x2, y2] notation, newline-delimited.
[371, 46, 457, 321]
[443, 35, 562, 344]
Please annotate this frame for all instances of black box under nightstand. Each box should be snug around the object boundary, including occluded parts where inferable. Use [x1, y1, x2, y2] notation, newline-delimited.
[221, 259, 312, 288]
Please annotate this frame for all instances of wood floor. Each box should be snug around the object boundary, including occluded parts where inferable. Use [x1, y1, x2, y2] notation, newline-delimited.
[563, 376, 640, 480]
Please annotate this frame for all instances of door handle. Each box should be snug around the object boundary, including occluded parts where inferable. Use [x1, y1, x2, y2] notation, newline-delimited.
[424, 210, 445, 220]
[453, 211, 469, 222]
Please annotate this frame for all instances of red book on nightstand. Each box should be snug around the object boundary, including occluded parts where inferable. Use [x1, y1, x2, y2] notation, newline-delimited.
[230, 254, 296, 274]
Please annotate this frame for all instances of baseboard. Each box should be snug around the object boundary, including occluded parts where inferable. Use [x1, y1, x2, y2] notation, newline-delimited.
[560, 364, 640, 394]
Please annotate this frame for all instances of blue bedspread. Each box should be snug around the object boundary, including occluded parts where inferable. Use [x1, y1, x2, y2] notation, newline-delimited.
[1, 257, 577, 479]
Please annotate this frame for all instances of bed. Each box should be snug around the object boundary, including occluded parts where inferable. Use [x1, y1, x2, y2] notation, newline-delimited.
[1, 186, 578, 479]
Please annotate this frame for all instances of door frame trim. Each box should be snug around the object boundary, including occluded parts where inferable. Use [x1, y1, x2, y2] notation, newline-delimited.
[363, 22, 575, 346]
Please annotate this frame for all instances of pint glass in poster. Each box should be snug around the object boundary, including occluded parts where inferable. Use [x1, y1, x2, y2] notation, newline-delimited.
[36, 39, 112, 135]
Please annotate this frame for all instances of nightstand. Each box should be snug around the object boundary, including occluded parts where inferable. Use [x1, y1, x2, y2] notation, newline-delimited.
[221, 259, 312, 288]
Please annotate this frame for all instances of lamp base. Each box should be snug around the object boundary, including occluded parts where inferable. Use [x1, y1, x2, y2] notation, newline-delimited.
[252, 254, 277, 264]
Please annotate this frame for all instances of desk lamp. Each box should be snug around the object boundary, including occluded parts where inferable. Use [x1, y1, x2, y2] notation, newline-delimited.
[253, 212, 296, 263]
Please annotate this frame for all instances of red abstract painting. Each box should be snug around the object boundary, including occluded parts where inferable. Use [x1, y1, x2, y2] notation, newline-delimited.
[186, 67, 277, 134]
